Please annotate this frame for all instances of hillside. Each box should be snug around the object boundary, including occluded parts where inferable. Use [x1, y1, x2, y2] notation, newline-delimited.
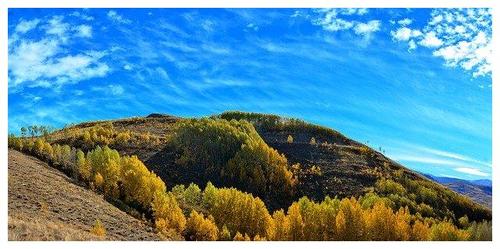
[44, 111, 491, 224]
[423, 174, 492, 208]
[8, 149, 162, 241]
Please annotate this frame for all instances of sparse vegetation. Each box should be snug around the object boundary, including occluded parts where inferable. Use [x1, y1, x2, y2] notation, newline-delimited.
[90, 219, 106, 238]
[310, 137, 316, 145]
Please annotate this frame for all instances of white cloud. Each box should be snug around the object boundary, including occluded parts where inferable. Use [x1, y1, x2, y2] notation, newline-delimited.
[246, 23, 259, 32]
[354, 20, 381, 35]
[109, 85, 124, 95]
[408, 40, 417, 50]
[9, 16, 109, 88]
[397, 18, 413, 26]
[74, 25, 92, 38]
[91, 84, 125, 96]
[312, 8, 380, 37]
[69, 11, 94, 21]
[201, 19, 215, 32]
[454, 167, 489, 177]
[391, 27, 422, 41]
[419, 31, 443, 48]
[15, 19, 40, 33]
[393, 155, 462, 166]
[123, 64, 132, 70]
[341, 8, 368, 16]
[415, 146, 491, 167]
[391, 8, 492, 78]
[44, 16, 70, 40]
[432, 31, 491, 77]
[107, 10, 131, 24]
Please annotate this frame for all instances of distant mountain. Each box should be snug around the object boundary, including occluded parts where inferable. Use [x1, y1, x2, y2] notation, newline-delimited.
[470, 179, 492, 187]
[423, 173, 491, 208]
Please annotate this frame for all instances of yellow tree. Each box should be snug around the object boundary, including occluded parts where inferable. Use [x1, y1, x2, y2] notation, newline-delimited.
[77, 149, 91, 182]
[410, 220, 431, 241]
[271, 209, 289, 240]
[184, 210, 218, 241]
[152, 192, 186, 235]
[287, 203, 304, 240]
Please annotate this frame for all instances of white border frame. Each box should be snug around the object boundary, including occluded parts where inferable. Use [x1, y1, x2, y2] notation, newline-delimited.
[1, 1, 497, 249]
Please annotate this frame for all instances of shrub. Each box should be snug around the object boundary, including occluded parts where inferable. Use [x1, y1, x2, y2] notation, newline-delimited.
[375, 179, 406, 196]
[184, 210, 219, 241]
[233, 232, 251, 241]
[458, 215, 469, 229]
[467, 221, 492, 241]
[358, 146, 372, 157]
[94, 173, 104, 191]
[411, 220, 431, 240]
[219, 225, 232, 241]
[430, 221, 469, 241]
[310, 137, 316, 145]
[114, 131, 131, 145]
[184, 183, 202, 209]
[90, 219, 106, 237]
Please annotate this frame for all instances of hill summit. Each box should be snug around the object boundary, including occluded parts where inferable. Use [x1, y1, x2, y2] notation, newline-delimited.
[43, 111, 490, 224]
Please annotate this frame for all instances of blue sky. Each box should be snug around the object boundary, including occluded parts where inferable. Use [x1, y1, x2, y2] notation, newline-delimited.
[8, 8, 492, 180]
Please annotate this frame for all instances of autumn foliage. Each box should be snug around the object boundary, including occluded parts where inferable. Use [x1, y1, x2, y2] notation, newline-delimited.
[8, 132, 492, 241]
[171, 118, 296, 201]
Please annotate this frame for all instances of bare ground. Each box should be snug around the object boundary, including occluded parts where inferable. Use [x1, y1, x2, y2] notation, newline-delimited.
[8, 149, 162, 241]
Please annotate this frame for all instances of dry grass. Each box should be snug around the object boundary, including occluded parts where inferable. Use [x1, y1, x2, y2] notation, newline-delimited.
[9, 215, 100, 241]
[90, 219, 106, 238]
[8, 149, 166, 241]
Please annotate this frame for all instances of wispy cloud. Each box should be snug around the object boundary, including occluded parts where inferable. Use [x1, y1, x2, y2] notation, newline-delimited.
[74, 25, 92, 38]
[454, 167, 488, 177]
[15, 18, 40, 33]
[107, 10, 132, 24]
[387, 142, 491, 178]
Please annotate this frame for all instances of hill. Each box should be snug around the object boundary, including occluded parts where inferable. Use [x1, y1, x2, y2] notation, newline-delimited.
[422, 174, 492, 208]
[8, 149, 163, 241]
[44, 111, 491, 225]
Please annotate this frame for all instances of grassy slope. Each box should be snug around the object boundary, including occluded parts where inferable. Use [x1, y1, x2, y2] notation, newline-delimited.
[8, 149, 163, 241]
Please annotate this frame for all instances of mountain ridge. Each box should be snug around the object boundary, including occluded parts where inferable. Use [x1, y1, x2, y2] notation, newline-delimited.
[422, 173, 491, 208]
